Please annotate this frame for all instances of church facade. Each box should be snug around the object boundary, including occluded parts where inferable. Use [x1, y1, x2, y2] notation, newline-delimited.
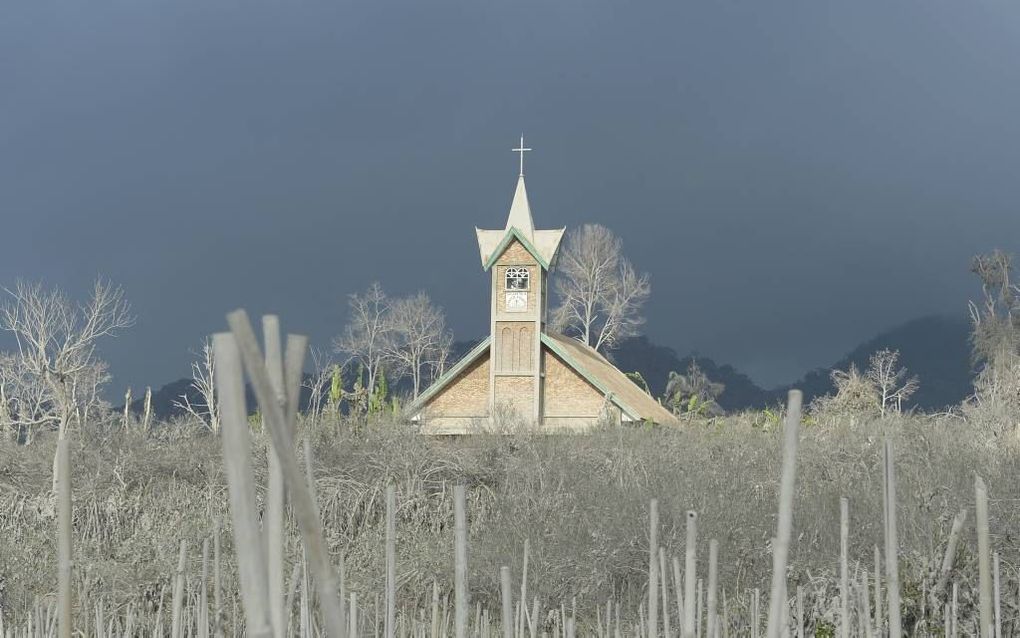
[409, 151, 676, 433]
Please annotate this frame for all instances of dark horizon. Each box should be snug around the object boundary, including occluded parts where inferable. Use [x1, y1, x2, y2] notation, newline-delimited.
[3, 1, 1019, 398]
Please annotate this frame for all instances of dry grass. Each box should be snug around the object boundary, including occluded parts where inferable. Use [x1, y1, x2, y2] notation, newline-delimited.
[0, 408, 1017, 634]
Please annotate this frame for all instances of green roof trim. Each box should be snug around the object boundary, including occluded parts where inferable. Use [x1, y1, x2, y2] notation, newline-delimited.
[539, 333, 640, 421]
[482, 227, 550, 271]
[409, 336, 491, 413]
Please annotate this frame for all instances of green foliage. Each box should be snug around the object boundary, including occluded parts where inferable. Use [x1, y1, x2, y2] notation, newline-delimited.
[369, 369, 388, 415]
[625, 370, 652, 395]
[814, 622, 836, 638]
[664, 360, 725, 419]
[329, 364, 344, 412]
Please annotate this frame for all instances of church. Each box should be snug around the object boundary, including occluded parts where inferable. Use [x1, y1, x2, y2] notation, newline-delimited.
[409, 140, 677, 433]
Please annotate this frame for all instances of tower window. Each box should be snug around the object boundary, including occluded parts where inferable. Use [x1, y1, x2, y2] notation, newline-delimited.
[506, 267, 530, 291]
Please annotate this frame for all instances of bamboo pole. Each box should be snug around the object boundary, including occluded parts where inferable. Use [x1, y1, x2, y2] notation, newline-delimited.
[649, 499, 659, 638]
[672, 557, 684, 635]
[840, 497, 849, 638]
[765, 389, 801, 638]
[123, 387, 131, 428]
[171, 540, 187, 638]
[520, 539, 530, 638]
[214, 521, 223, 638]
[659, 547, 672, 638]
[706, 541, 718, 638]
[883, 439, 902, 638]
[263, 316, 287, 638]
[695, 579, 703, 638]
[858, 572, 873, 638]
[501, 567, 513, 638]
[751, 589, 759, 638]
[932, 509, 967, 610]
[993, 552, 1001, 638]
[200, 538, 210, 638]
[143, 386, 152, 430]
[386, 484, 397, 638]
[872, 546, 882, 637]
[212, 333, 271, 636]
[226, 311, 346, 638]
[976, 475, 993, 638]
[454, 485, 469, 638]
[55, 437, 71, 638]
[683, 511, 698, 638]
[350, 593, 358, 638]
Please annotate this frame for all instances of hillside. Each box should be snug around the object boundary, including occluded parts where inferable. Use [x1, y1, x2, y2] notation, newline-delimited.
[777, 315, 973, 411]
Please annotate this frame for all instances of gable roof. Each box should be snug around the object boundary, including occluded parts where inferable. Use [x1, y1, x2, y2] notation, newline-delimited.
[408, 337, 491, 415]
[541, 331, 679, 425]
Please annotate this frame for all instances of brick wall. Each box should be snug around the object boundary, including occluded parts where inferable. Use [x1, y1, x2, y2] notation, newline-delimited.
[425, 354, 490, 417]
[542, 349, 607, 418]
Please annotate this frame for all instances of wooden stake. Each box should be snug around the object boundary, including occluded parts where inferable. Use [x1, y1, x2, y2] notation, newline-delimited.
[659, 547, 671, 638]
[454, 485, 469, 638]
[386, 484, 397, 638]
[932, 509, 967, 610]
[501, 567, 513, 638]
[840, 497, 849, 638]
[883, 439, 902, 638]
[706, 540, 718, 638]
[765, 389, 801, 638]
[171, 540, 187, 638]
[672, 556, 684, 635]
[226, 311, 345, 638]
[683, 511, 698, 638]
[993, 551, 1001, 638]
[976, 475, 993, 638]
[649, 499, 659, 638]
[212, 333, 271, 636]
[872, 546, 882, 637]
[56, 437, 72, 638]
[263, 316, 287, 638]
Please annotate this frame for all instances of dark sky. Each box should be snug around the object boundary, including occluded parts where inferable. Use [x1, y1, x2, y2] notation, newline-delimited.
[3, 1, 1020, 395]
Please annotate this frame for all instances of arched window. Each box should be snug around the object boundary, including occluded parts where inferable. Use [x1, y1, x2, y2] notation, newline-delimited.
[505, 267, 530, 291]
[518, 326, 532, 371]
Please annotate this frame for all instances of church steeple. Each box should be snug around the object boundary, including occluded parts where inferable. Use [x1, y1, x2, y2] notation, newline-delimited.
[475, 136, 565, 270]
[504, 176, 535, 242]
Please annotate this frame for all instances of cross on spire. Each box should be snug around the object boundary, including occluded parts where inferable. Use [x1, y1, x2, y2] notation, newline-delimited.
[512, 134, 532, 177]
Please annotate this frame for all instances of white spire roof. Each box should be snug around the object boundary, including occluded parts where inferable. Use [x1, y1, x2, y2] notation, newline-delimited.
[504, 175, 535, 242]
[475, 138, 565, 269]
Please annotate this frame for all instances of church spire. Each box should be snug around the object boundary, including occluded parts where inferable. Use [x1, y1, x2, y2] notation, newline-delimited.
[504, 175, 535, 240]
[505, 135, 535, 240]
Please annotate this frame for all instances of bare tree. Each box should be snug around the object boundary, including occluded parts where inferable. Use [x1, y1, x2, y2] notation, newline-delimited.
[333, 282, 390, 396]
[0, 279, 134, 438]
[968, 250, 1020, 413]
[302, 346, 334, 422]
[0, 352, 50, 441]
[173, 337, 219, 431]
[865, 348, 919, 415]
[384, 292, 453, 399]
[551, 224, 651, 352]
[811, 363, 880, 418]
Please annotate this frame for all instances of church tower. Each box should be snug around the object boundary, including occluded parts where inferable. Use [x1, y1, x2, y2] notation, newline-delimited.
[408, 137, 677, 433]
[474, 138, 565, 421]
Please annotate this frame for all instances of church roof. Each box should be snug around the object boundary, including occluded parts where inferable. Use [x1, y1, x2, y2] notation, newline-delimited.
[476, 176, 565, 269]
[408, 331, 678, 426]
[541, 331, 679, 425]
